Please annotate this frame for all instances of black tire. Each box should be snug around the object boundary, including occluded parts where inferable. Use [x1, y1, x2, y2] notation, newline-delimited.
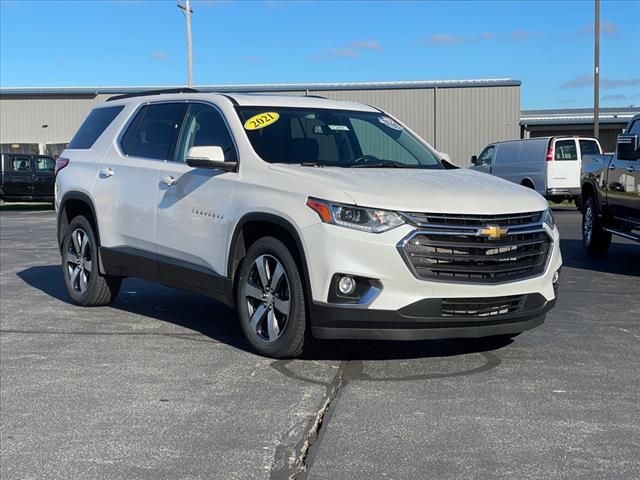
[61, 215, 121, 306]
[235, 237, 311, 358]
[582, 197, 611, 255]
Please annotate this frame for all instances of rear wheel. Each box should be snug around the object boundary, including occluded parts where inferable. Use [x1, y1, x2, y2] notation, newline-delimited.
[236, 237, 311, 358]
[62, 215, 121, 306]
[582, 197, 611, 255]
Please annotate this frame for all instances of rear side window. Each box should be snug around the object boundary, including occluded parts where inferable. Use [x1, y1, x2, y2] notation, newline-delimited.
[11, 156, 32, 174]
[34, 156, 55, 173]
[579, 140, 601, 157]
[554, 140, 578, 161]
[68, 106, 124, 149]
[121, 103, 187, 160]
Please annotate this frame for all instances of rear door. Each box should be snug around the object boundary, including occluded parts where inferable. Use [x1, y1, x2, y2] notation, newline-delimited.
[3, 155, 34, 198]
[32, 156, 55, 198]
[547, 138, 580, 191]
[607, 120, 640, 225]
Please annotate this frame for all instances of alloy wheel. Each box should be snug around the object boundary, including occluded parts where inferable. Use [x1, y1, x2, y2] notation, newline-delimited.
[583, 206, 593, 246]
[245, 254, 291, 342]
[65, 228, 92, 294]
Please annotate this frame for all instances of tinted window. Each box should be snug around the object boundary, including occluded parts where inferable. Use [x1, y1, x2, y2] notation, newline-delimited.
[121, 103, 187, 160]
[34, 156, 55, 173]
[68, 106, 124, 149]
[11, 156, 31, 174]
[579, 140, 601, 157]
[175, 104, 237, 162]
[628, 120, 640, 135]
[554, 140, 578, 161]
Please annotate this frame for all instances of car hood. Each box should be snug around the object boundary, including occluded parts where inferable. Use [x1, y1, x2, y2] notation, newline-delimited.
[268, 165, 548, 214]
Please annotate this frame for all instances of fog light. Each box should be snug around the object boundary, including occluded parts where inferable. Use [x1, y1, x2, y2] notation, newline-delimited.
[337, 275, 357, 295]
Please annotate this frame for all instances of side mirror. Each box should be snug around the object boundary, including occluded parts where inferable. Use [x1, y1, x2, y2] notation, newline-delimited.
[471, 155, 478, 165]
[186, 146, 237, 172]
[616, 134, 640, 161]
[439, 152, 451, 163]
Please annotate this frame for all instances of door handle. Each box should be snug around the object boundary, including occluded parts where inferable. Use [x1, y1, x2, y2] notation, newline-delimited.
[161, 175, 177, 186]
[99, 167, 114, 178]
[626, 166, 636, 173]
[608, 165, 616, 170]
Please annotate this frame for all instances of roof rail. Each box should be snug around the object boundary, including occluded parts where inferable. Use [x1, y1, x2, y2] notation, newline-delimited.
[106, 88, 200, 102]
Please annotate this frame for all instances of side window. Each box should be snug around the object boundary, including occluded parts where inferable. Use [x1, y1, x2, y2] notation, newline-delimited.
[478, 145, 495, 165]
[628, 120, 640, 135]
[579, 140, 601, 157]
[34, 157, 55, 174]
[554, 140, 578, 161]
[68, 106, 124, 149]
[350, 118, 419, 165]
[121, 103, 187, 160]
[175, 103, 237, 162]
[11, 156, 32, 174]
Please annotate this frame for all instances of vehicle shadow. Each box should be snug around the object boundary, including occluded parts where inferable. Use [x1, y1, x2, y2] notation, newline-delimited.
[559, 238, 640, 277]
[17, 265, 514, 361]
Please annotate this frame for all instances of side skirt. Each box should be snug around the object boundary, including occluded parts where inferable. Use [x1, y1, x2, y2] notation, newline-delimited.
[100, 246, 234, 307]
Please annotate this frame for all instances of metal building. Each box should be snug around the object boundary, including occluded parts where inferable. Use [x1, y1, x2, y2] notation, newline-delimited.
[0, 79, 521, 165]
[521, 107, 640, 153]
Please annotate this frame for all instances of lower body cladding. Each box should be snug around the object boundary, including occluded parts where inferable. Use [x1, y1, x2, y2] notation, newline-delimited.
[302, 219, 562, 341]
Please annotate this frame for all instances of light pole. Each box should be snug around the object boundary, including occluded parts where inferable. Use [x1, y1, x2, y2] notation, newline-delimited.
[594, 0, 600, 138]
[177, 0, 193, 88]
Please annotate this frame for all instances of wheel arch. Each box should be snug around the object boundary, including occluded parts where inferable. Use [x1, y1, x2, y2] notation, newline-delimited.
[227, 213, 313, 302]
[581, 179, 600, 211]
[58, 191, 105, 273]
[520, 177, 536, 189]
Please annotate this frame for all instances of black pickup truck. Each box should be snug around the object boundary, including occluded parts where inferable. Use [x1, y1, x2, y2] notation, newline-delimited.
[0, 153, 56, 203]
[581, 114, 640, 253]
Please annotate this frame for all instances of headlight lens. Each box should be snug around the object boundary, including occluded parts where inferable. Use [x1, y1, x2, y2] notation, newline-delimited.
[307, 197, 404, 233]
[542, 208, 555, 230]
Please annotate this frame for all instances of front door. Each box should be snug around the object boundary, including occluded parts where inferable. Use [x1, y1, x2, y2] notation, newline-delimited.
[155, 102, 238, 293]
[472, 145, 495, 175]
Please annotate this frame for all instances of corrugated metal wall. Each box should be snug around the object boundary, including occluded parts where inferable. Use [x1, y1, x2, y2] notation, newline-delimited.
[0, 86, 519, 165]
[0, 94, 110, 145]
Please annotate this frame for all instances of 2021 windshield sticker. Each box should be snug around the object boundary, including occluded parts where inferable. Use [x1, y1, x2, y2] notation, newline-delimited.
[378, 116, 403, 131]
[244, 112, 280, 130]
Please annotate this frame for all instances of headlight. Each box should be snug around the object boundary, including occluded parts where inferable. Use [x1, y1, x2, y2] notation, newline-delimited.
[306, 197, 404, 233]
[542, 208, 555, 230]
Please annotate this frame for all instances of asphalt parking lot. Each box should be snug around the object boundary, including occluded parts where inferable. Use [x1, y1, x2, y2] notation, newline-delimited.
[1, 208, 639, 480]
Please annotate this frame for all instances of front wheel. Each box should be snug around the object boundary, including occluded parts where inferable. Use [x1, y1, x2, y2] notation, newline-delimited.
[582, 197, 611, 255]
[236, 237, 311, 358]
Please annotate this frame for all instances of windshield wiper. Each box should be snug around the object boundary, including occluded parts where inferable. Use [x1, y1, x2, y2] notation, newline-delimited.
[299, 162, 326, 167]
[350, 161, 414, 168]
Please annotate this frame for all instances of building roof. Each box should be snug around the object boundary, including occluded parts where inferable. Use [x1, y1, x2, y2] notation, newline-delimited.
[0, 78, 521, 96]
[521, 107, 640, 126]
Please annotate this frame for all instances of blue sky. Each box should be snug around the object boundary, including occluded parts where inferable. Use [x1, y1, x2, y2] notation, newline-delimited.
[1, 0, 638, 109]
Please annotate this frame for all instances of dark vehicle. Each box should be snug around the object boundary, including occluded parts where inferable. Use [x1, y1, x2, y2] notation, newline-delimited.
[0, 153, 56, 202]
[581, 114, 640, 253]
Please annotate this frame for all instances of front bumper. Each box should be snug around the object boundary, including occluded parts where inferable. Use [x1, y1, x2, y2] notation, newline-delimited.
[301, 217, 562, 340]
[311, 294, 555, 340]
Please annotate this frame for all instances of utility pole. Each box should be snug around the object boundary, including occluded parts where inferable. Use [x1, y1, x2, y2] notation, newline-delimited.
[177, 0, 193, 88]
[594, 0, 600, 138]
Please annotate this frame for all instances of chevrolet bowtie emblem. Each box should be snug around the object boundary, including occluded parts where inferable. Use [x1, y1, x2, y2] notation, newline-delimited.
[480, 225, 508, 240]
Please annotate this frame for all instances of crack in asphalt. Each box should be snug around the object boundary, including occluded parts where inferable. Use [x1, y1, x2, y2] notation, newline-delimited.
[269, 352, 501, 479]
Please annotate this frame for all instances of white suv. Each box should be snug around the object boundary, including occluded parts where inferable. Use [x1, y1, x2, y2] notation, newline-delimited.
[55, 90, 562, 358]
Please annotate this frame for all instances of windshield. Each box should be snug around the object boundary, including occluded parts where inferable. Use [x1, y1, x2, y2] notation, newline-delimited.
[236, 107, 443, 169]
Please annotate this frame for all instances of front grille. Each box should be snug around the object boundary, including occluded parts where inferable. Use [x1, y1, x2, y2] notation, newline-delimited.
[398, 211, 551, 283]
[403, 211, 543, 228]
[441, 295, 525, 317]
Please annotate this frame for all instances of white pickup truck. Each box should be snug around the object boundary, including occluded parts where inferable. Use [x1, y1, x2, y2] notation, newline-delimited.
[55, 90, 562, 357]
